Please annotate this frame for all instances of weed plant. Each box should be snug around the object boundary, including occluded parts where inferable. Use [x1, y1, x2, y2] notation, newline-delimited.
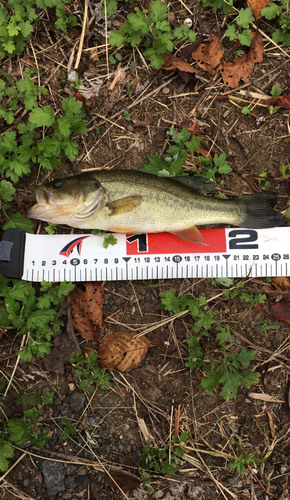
[160, 286, 262, 400]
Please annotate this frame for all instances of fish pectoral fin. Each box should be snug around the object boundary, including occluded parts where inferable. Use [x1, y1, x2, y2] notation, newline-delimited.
[107, 195, 143, 216]
[171, 225, 204, 243]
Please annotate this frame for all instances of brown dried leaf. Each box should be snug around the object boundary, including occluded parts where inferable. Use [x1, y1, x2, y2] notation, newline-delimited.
[196, 148, 213, 161]
[191, 34, 224, 76]
[98, 331, 152, 373]
[161, 53, 197, 73]
[69, 283, 104, 341]
[108, 471, 140, 493]
[246, 0, 271, 20]
[271, 277, 290, 290]
[249, 392, 284, 403]
[178, 37, 204, 58]
[220, 31, 264, 88]
[259, 94, 290, 108]
[90, 48, 99, 61]
[270, 302, 290, 324]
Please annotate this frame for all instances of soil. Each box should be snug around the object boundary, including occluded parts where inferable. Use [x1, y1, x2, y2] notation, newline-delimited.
[1, 1, 290, 499]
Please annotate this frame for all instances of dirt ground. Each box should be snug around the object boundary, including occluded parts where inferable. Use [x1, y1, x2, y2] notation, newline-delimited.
[1, 0, 290, 499]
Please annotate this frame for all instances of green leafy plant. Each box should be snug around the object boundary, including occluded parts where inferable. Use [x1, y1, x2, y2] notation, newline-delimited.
[109, 51, 122, 64]
[262, 0, 290, 46]
[223, 281, 266, 306]
[0, 277, 74, 360]
[109, 0, 196, 69]
[0, 391, 54, 472]
[102, 0, 118, 17]
[91, 230, 118, 248]
[44, 222, 58, 234]
[241, 106, 251, 115]
[256, 171, 271, 191]
[139, 431, 190, 489]
[0, 0, 78, 59]
[61, 417, 77, 440]
[198, 0, 289, 46]
[0, 71, 87, 183]
[228, 439, 260, 473]
[70, 351, 110, 392]
[279, 164, 290, 178]
[123, 109, 131, 121]
[0, 179, 34, 232]
[225, 8, 254, 46]
[103, 234, 118, 249]
[259, 320, 277, 337]
[160, 288, 260, 400]
[140, 126, 231, 181]
[197, 0, 234, 16]
[270, 84, 281, 97]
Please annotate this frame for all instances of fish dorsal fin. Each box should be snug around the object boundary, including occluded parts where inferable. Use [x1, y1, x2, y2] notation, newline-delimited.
[174, 175, 216, 194]
[107, 195, 143, 216]
[171, 225, 204, 243]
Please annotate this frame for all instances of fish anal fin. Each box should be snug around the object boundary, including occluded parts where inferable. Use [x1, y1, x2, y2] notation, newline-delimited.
[171, 225, 204, 243]
[107, 195, 143, 216]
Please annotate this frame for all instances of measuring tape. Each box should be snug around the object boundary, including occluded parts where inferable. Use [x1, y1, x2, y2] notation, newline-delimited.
[0, 227, 289, 282]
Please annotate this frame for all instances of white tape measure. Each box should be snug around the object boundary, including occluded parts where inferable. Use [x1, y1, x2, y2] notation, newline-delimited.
[0, 227, 289, 282]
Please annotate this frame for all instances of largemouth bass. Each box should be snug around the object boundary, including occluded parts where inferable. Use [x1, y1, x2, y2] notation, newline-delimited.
[27, 170, 285, 243]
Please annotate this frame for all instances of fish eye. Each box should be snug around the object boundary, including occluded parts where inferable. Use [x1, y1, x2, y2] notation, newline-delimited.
[52, 180, 63, 189]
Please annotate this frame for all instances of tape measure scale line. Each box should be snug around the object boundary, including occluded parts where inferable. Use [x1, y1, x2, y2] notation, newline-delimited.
[1, 227, 290, 282]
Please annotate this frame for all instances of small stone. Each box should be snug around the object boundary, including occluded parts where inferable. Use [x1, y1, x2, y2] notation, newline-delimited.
[75, 475, 90, 485]
[65, 476, 76, 489]
[87, 416, 99, 426]
[42, 460, 65, 496]
[62, 493, 73, 500]
[69, 392, 86, 413]
[162, 87, 170, 95]
[67, 70, 78, 83]
[184, 18, 193, 28]
[23, 479, 30, 487]
[66, 464, 78, 475]
[278, 463, 287, 474]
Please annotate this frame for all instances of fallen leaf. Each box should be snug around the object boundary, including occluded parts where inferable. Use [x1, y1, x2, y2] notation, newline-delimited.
[73, 92, 90, 109]
[248, 392, 284, 403]
[108, 470, 140, 493]
[69, 283, 104, 341]
[44, 307, 81, 374]
[270, 302, 290, 324]
[259, 94, 290, 108]
[246, 0, 271, 20]
[191, 34, 224, 76]
[196, 147, 213, 161]
[90, 48, 99, 61]
[220, 31, 264, 88]
[98, 331, 152, 373]
[161, 53, 197, 73]
[271, 277, 290, 290]
[136, 416, 154, 442]
[79, 78, 103, 99]
[178, 37, 204, 57]
[178, 71, 198, 91]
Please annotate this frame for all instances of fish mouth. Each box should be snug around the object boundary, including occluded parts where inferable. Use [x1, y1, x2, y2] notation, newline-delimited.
[27, 187, 107, 227]
[27, 186, 75, 223]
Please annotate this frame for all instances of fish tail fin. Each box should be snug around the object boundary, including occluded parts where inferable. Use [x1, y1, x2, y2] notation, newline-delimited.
[239, 192, 285, 228]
